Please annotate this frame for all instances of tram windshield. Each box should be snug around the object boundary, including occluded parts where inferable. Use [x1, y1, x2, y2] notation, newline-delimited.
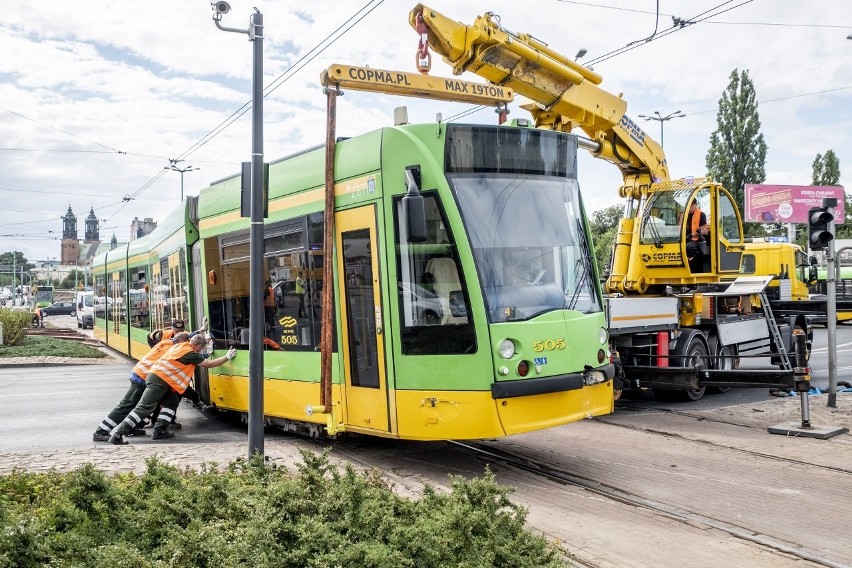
[452, 174, 600, 321]
[446, 125, 601, 322]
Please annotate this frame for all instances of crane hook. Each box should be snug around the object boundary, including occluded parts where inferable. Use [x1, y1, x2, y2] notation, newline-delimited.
[415, 12, 431, 75]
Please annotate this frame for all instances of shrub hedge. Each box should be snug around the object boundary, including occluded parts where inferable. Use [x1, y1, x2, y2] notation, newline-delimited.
[0, 450, 567, 568]
[0, 308, 31, 346]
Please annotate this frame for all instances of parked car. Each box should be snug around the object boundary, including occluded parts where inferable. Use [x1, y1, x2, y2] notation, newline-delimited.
[43, 301, 77, 317]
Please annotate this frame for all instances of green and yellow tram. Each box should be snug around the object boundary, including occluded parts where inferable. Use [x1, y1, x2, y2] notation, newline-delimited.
[92, 201, 198, 358]
[93, 120, 614, 440]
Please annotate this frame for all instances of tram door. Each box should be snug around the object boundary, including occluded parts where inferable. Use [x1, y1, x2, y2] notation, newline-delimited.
[336, 206, 390, 434]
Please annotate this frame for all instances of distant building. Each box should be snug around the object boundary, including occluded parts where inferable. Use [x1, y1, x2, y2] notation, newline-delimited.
[130, 217, 157, 240]
[60, 205, 79, 266]
[58, 205, 145, 269]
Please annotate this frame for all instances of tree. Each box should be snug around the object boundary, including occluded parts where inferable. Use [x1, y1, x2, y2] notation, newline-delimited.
[705, 69, 768, 236]
[589, 204, 624, 274]
[812, 149, 840, 186]
[59, 269, 86, 290]
[811, 149, 850, 239]
[0, 251, 34, 289]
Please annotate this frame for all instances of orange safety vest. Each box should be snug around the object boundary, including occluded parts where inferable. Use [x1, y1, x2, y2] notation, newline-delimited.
[131, 339, 175, 381]
[264, 286, 276, 308]
[161, 328, 176, 341]
[689, 208, 703, 241]
[150, 342, 197, 394]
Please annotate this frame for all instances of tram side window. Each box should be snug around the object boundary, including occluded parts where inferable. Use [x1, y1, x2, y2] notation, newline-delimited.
[169, 249, 189, 324]
[394, 193, 476, 355]
[94, 274, 106, 319]
[204, 213, 333, 352]
[129, 266, 149, 329]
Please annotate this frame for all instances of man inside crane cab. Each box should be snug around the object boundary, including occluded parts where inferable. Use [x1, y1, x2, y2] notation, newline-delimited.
[684, 200, 711, 272]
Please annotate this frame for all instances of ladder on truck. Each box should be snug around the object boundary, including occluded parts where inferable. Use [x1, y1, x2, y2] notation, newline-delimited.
[759, 290, 791, 371]
[724, 276, 792, 371]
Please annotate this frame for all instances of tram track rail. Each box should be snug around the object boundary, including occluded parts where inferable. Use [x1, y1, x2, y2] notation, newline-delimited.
[600, 410, 852, 477]
[450, 439, 849, 568]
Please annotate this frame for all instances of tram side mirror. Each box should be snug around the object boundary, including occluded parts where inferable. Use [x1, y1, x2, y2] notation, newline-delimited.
[403, 165, 427, 243]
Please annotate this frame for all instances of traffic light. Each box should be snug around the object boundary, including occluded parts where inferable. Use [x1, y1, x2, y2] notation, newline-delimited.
[808, 206, 834, 251]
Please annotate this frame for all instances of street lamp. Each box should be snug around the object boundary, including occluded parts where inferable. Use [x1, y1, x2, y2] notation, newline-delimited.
[211, 1, 267, 459]
[164, 159, 199, 201]
[637, 110, 686, 149]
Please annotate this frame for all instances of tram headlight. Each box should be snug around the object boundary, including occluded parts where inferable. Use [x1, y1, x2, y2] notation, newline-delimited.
[599, 327, 608, 344]
[499, 339, 515, 359]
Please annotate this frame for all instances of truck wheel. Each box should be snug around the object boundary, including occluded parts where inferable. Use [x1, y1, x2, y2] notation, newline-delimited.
[708, 345, 735, 394]
[673, 331, 708, 402]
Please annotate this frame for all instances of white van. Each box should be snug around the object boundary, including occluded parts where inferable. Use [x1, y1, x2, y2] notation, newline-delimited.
[76, 291, 94, 329]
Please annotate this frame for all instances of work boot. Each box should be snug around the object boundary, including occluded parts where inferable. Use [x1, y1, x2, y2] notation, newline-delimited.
[108, 434, 127, 445]
[92, 429, 110, 442]
[169, 421, 183, 430]
[127, 428, 147, 437]
[151, 429, 175, 440]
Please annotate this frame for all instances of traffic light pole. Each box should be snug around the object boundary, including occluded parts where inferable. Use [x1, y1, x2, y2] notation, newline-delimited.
[825, 203, 838, 408]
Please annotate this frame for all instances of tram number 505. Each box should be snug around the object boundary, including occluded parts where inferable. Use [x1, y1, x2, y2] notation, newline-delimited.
[533, 339, 565, 352]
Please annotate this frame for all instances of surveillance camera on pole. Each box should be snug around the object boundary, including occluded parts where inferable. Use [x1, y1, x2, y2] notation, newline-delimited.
[213, 1, 231, 16]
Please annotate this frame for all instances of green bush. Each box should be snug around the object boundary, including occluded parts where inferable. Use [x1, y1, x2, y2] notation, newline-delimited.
[0, 336, 106, 359]
[0, 451, 567, 568]
[0, 308, 31, 346]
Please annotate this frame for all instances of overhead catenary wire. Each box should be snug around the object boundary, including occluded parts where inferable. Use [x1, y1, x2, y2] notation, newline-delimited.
[115, 0, 387, 222]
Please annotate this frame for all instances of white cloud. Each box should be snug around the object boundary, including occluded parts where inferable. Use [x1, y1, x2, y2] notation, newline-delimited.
[1, 0, 851, 263]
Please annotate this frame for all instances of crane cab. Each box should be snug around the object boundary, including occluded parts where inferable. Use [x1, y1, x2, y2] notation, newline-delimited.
[606, 178, 745, 294]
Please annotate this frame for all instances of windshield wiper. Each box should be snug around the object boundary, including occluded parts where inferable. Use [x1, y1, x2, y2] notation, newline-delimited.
[566, 219, 593, 311]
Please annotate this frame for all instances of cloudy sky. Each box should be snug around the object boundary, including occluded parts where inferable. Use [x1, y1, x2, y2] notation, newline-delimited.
[2, 0, 851, 264]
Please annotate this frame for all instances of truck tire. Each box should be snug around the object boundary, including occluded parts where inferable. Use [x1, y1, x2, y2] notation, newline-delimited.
[708, 344, 736, 394]
[655, 330, 708, 402]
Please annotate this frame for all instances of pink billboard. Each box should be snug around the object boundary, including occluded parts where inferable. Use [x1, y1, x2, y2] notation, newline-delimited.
[744, 184, 845, 224]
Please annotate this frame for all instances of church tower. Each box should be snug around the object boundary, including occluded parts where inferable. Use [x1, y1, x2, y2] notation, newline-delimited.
[60, 205, 79, 266]
[84, 207, 99, 243]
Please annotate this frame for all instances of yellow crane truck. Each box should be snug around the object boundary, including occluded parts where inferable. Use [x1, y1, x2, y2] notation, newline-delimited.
[411, 4, 811, 400]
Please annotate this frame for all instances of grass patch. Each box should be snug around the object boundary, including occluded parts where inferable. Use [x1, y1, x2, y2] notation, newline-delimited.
[0, 335, 106, 359]
[0, 451, 568, 567]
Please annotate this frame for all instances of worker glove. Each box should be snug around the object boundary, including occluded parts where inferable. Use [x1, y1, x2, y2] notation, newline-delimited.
[200, 316, 209, 332]
[226, 347, 237, 361]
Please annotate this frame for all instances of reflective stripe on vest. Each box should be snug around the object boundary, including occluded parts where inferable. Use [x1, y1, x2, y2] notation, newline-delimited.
[151, 342, 196, 394]
[131, 339, 174, 381]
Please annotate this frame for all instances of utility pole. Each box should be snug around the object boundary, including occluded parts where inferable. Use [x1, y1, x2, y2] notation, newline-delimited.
[164, 159, 199, 202]
[212, 1, 266, 460]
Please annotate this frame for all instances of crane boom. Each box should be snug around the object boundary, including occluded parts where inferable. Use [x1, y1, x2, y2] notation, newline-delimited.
[410, 4, 669, 199]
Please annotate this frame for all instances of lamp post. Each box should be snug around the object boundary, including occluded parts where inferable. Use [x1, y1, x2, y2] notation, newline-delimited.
[164, 159, 199, 202]
[211, 1, 266, 459]
[637, 110, 685, 149]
